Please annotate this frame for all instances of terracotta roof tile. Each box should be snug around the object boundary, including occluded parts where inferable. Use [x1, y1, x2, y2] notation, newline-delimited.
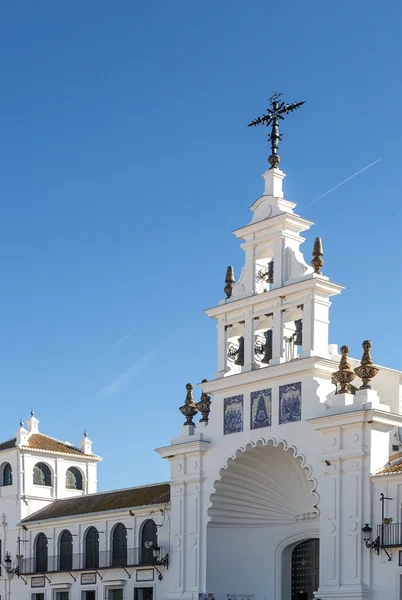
[21, 482, 170, 523]
[0, 433, 100, 459]
[23, 433, 87, 456]
[374, 453, 402, 476]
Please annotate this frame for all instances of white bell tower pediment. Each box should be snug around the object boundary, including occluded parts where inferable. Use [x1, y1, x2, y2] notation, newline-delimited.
[207, 165, 344, 379]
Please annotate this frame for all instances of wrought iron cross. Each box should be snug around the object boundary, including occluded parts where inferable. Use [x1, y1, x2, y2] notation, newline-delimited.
[248, 92, 304, 168]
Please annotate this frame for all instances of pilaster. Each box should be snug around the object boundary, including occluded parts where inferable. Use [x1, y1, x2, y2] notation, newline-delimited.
[156, 435, 210, 600]
[308, 406, 402, 600]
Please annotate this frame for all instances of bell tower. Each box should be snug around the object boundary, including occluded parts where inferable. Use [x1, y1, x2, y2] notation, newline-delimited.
[207, 92, 343, 377]
[208, 164, 343, 378]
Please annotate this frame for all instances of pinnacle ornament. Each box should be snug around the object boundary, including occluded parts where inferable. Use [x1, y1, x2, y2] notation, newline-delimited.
[354, 340, 379, 389]
[311, 237, 324, 274]
[179, 383, 198, 426]
[332, 345, 356, 394]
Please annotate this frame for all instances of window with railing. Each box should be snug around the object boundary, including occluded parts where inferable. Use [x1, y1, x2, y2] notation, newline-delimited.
[84, 527, 99, 569]
[59, 530, 73, 571]
[34, 533, 48, 573]
[111, 523, 127, 567]
[140, 520, 157, 565]
[377, 523, 402, 547]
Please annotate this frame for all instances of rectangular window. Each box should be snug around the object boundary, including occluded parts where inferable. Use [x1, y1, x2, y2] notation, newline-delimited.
[55, 592, 69, 600]
[108, 590, 123, 600]
[134, 588, 153, 600]
[32, 595, 45, 600]
[82, 592, 96, 600]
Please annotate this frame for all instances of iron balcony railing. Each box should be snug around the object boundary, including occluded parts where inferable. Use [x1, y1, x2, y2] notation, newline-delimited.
[377, 523, 402, 548]
[19, 549, 155, 575]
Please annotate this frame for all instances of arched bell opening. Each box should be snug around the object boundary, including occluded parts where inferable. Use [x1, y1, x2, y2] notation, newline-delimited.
[255, 246, 275, 294]
[254, 315, 273, 368]
[226, 323, 245, 376]
[283, 307, 303, 362]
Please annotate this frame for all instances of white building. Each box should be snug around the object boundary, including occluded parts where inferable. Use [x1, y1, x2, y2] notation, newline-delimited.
[2, 156, 402, 600]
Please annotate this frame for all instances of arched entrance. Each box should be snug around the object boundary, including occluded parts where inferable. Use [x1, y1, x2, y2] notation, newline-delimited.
[206, 440, 319, 600]
[291, 539, 319, 600]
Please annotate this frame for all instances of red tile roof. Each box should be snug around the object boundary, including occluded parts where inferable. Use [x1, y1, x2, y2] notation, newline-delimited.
[21, 482, 170, 523]
[0, 433, 100, 459]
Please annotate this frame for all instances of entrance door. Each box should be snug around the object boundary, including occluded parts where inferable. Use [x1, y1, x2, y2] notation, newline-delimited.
[291, 539, 319, 600]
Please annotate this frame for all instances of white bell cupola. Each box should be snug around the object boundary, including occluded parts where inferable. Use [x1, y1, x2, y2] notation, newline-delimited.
[206, 166, 344, 379]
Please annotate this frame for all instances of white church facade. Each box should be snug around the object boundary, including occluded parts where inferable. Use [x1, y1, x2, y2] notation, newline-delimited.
[1, 131, 402, 600]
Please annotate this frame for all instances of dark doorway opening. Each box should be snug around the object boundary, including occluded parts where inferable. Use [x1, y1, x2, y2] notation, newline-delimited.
[291, 538, 319, 600]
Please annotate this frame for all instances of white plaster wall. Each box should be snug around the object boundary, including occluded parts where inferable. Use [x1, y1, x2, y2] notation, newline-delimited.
[7, 508, 170, 600]
[206, 522, 319, 600]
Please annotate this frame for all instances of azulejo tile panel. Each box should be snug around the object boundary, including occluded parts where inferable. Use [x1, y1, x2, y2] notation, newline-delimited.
[250, 388, 271, 430]
[279, 382, 302, 424]
[224, 395, 244, 434]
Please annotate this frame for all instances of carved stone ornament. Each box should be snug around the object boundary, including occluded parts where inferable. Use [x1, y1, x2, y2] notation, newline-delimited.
[195, 379, 212, 423]
[179, 383, 198, 426]
[332, 345, 356, 394]
[224, 266, 235, 299]
[311, 237, 324, 274]
[354, 340, 379, 389]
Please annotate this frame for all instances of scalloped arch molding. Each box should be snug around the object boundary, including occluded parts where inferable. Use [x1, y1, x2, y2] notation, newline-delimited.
[208, 438, 319, 527]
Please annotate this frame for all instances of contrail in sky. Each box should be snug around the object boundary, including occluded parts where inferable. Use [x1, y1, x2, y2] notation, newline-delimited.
[304, 158, 382, 208]
[112, 328, 135, 350]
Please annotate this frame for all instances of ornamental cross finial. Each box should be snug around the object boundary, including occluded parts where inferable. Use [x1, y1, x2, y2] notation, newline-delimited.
[248, 92, 305, 168]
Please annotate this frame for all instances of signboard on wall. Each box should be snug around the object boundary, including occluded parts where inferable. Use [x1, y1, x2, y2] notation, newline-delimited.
[81, 572, 97, 585]
[136, 569, 154, 582]
[31, 576, 46, 588]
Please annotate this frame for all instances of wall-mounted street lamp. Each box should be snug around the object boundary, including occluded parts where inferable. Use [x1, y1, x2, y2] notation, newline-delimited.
[3, 552, 27, 584]
[145, 541, 169, 581]
[362, 494, 392, 561]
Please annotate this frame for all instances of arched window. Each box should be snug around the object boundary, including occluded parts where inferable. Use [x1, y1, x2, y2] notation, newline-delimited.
[33, 463, 52, 486]
[111, 523, 127, 567]
[140, 519, 157, 565]
[84, 527, 99, 569]
[65, 467, 83, 490]
[35, 533, 48, 573]
[2, 463, 12, 486]
[59, 530, 73, 571]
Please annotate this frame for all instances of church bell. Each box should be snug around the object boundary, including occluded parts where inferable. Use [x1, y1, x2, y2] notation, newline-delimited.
[260, 329, 273, 364]
[266, 260, 274, 284]
[293, 319, 303, 346]
[234, 336, 245, 366]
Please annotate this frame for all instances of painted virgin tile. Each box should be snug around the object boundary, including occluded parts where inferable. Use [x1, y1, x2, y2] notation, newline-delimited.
[279, 382, 302, 424]
[224, 395, 244, 435]
[250, 388, 271, 430]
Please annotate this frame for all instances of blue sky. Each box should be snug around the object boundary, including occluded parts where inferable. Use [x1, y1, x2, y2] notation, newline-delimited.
[0, 1, 401, 490]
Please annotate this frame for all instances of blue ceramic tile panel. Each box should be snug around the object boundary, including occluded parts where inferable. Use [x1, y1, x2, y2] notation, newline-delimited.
[224, 395, 244, 434]
[250, 388, 272, 430]
[279, 382, 302, 424]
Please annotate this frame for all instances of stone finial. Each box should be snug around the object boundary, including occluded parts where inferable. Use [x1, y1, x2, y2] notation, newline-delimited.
[30, 409, 35, 417]
[80, 430, 93, 455]
[179, 383, 198, 426]
[311, 237, 324, 274]
[332, 345, 356, 393]
[27, 411, 39, 433]
[195, 379, 212, 423]
[354, 340, 379, 389]
[19, 418, 24, 428]
[224, 266, 235, 299]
